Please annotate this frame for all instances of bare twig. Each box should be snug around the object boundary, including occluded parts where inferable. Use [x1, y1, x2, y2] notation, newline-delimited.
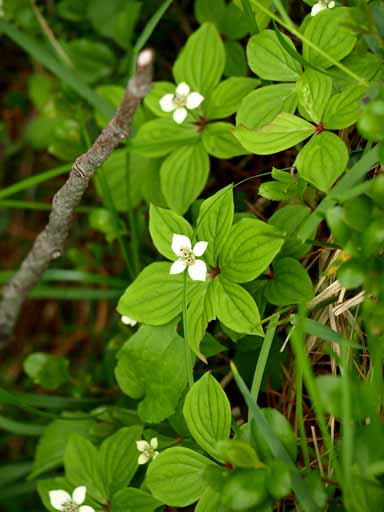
[0, 49, 154, 344]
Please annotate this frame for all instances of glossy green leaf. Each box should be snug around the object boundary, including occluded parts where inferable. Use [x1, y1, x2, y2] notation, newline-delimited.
[323, 85, 367, 129]
[202, 122, 248, 158]
[234, 113, 315, 155]
[206, 77, 259, 120]
[220, 218, 284, 283]
[303, 8, 357, 69]
[221, 2, 249, 39]
[111, 488, 163, 512]
[196, 184, 234, 267]
[194, 0, 226, 26]
[224, 40, 248, 76]
[161, 143, 210, 214]
[296, 69, 333, 124]
[183, 373, 231, 462]
[265, 258, 314, 306]
[296, 132, 349, 192]
[269, 204, 313, 258]
[99, 426, 142, 495]
[237, 84, 297, 130]
[117, 262, 184, 325]
[149, 205, 193, 260]
[186, 282, 216, 360]
[133, 119, 200, 157]
[115, 323, 188, 423]
[246, 29, 301, 81]
[214, 277, 264, 336]
[146, 447, 215, 507]
[173, 23, 225, 95]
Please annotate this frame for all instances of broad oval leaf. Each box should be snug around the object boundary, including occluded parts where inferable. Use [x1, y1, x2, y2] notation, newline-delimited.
[161, 143, 210, 214]
[117, 262, 183, 325]
[234, 113, 315, 155]
[146, 447, 215, 507]
[303, 8, 357, 69]
[237, 83, 297, 130]
[202, 122, 248, 158]
[246, 29, 301, 81]
[183, 373, 231, 462]
[133, 118, 199, 157]
[296, 131, 349, 192]
[111, 487, 163, 512]
[220, 218, 284, 283]
[323, 85, 367, 129]
[149, 204, 193, 260]
[173, 23, 225, 95]
[214, 277, 264, 336]
[187, 282, 216, 361]
[205, 77, 259, 120]
[265, 257, 314, 306]
[296, 69, 333, 124]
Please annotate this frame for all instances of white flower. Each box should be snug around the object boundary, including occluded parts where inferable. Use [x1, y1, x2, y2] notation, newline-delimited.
[121, 315, 137, 327]
[159, 82, 204, 124]
[311, 0, 335, 15]
[49, 486, 94, 512]
[136, 437, 159, 465]
[169, 234, 208, 282]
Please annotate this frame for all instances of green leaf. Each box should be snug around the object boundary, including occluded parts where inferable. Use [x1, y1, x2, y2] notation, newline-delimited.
[139, 156, 166, 207]
[194, 0, 226, 28]
[64, 38, 116, 84]
[30, 415, 96, 478]
[296, 69, 333, 124]
[183, 373, 231, 462]
[195, 487, 222, 512]
[221, 2, 249, 39]
[146, 447, 215, 507]
[246, 29, 301, 81]
[296, 132, 349, 192]
[259, 168, 306, 202]
[214, 277, 264, 336]
[216, 439, 260, 468]
[234, 113, 315, 155]
[149, 205, 193, 260]
[99, 426, 143, 495]
[269, 204, 313, 258]
[133, 119, 200, 157]
[224, 40, 247, 77]
[303, 8, 357, 69]
[111, 487, 163, 512]
[220, 218, 284, 283]
[323, 85, 367, 129]
[173, 23, 225, 95]
[237, 83, 297, 130]
[115, 323, 188, 423]
[117, 262, 184, 325]
[23, 353, 69, 390]
[221, 469, 269, 510]
[186, 282, 216, 360]
[161, 143, 210, 214]
[202, 122, 248, 158]
[64, 434, 106, 503]
[265, 258, 314, 306]
[205, 77, 259, 120]
[144, 81, 175, 117]
[196, 184, 234, 267]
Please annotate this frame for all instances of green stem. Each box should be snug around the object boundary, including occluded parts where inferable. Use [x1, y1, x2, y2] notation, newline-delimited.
[296, 359, 311, 469]
[183, 272, 194, 388]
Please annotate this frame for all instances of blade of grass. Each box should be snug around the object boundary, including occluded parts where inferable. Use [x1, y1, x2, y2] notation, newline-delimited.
[133, 0, 173, 55]
[296, 358, 311, 469]
[0, 415, 45, 436]
[0, 462, 33, 487]
[0, 199, 96, 213]
[231, 361, 320, 512]
[0, 163, 71, 200]
[0, 20, 114, 119]
[0, 269, 126, 287]
[28, 286, 122, 300]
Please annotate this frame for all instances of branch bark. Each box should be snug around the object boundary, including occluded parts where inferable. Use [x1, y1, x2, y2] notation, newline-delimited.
[0, 49, 154, 344]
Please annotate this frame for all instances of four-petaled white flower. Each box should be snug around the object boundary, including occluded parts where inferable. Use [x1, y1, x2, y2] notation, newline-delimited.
[311, 0, 335, 16]
[136, 437, 159, 465]
[49, 486, 94, 512]
[121, 315, 137, 327]
[159, 82, 204, 124]
[170, 234, 208, 282]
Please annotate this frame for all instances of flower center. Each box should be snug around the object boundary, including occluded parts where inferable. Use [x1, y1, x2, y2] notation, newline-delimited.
[179, 247, 196, 266]
[62, 502, 78, 512]
[173, 93, 187, 108]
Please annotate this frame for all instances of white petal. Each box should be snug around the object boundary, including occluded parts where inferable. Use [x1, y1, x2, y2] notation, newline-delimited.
[79, 506, 95, 512]
[188, 259, 207, 281]
[72, 486, 86, 505]
[170, 259, 187, 275]
[186, 92, 204, 110]
[159, 93, 175, 112]
[193, 241, 208, 257]
[171, 233, 192, 256]
[138, 452, 150, 465]
[311, 2, 325, 15]
[49, 490, 71, 511]
[136, 440, 149, 452]
[150, 437, 158, 449]
[153, 450, 159, 459]
[121, 315, 137, 326]
[176, 82, 190, 96]
[328, 0, 335, 7]
[173, 107, 188, 124]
